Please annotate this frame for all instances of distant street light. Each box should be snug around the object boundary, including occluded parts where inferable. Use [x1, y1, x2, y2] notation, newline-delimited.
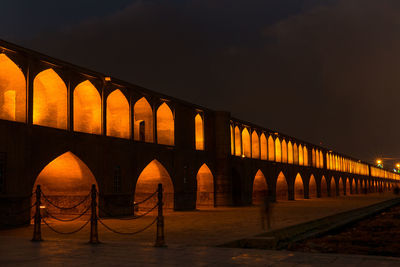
[376, 159, 383, 168]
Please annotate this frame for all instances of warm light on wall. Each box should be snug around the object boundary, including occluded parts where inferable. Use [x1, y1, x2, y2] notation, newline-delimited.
[73, 80, 101, 134]
[234, 126, 241, 156]
[251, 131, 260, 159]
[260, 133, 267, 160]
[230, 125, 235, 155]
[134, 97, 153, 142]
[252, 170, 268, 205]
[0, 54, 26, 122]
[196, 164, 214, 208]
[33, 69, 67, 129]
[156, 103, 174, 146]
[281, 139, 288, 163]
[268, 135, 275, 161]
[287, 141, 293, 164]
[106, 89, 130, 139]
[275, 138, 282, 162]
[242, 128, 251, 158]
[195, 114, 204, 150]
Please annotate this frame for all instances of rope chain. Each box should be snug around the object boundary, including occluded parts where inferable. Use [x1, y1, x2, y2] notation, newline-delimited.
[45, 205, 91, 222]
[41, 192, 90, 210]
[98, 191, 157, 208]
[98, 217, 157, 235]
[99, 203, 158, 220]
[42, 218, 90, 235]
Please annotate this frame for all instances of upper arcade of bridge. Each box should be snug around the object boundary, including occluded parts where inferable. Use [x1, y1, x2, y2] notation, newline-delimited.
[0, 39, 398, 183]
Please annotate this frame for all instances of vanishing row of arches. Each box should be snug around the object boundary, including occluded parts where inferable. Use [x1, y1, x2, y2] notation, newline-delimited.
[33, 151, 395, 217]
[0, 54, 205, 149]
[231, 124, 322, 167]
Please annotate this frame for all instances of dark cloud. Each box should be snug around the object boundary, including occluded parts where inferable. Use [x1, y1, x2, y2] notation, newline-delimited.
[14, 0, 400, 164]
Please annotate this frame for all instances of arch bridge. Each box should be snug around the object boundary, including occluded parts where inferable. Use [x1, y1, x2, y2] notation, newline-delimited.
[0, 39, 398, 224]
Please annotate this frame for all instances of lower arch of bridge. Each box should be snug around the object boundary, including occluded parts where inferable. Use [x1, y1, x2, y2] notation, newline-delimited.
[309, 175, 317, 198]
[294, 173, 304, 200]
[345, 178, 350, 195]
[321, 176, 328, 197]
[276, 172, 288, 201]
[339, 177, 344, 195]
[352, 179, 356, 194]
[135, 159, 174, 210]
[33, 152, 97, 216]
[252, 170, 268, 205]
[330, 177, 337, 197]
[196, 164, 214, 208]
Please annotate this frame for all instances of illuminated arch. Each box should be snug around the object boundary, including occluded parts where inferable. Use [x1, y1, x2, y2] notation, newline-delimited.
[352, 179, 356, 194]
[312, 149, 316, 167]
[260, 133, 267, 160]
[276, 172, 288, 201]
[287, 141, 293, 164]
[315, 150, 320, 168]
[293, 143, 299, 165]
[234, 126, 241, 156]
[309, 175, 317, 198]
[242, 128, 251, 157]
[303, 146, 308, 166]
[230, 125, 234, 155]
[268, 136, 275, 161]
[106, 90, 130, 139]
[33, 152, 97, 215]
[321, 175, 328, 197]
[252, 170, 268, 205]
[298, 145, 304, 165]
[157, 103, 174, 145]
[346, 178, 350, 195]
[330, 177, 337, 197]
[135, 159, 174, 209]
[294, 173, 304, 200]
[319, 151, 324, 168]
[195, 114, 204, 150]
[251, 131, 260, 159]
[134, 97, 153, 142]
[33, 69, 67, 129]
[196, 164, 214, 208]
[0, 54, 26, 122]
[339, 177, 344, 195]
[275, 138, 281, 162]
[73, 80, 101, 134]
[281, 139, 288, 163]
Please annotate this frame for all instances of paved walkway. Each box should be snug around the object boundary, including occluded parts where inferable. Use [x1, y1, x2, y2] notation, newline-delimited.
[1, 193, 398, 265]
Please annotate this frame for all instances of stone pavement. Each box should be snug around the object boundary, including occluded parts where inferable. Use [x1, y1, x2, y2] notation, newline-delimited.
[1, 193, 399, 266]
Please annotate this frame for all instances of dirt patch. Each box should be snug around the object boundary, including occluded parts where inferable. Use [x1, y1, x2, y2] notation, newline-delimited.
[289, 205, 400, 257]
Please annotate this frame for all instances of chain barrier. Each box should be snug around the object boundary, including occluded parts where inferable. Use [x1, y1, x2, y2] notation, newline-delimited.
[98, 203, 158, 220]
[98, 191, 157, 209]
[98, 217, 157, 235]
[42, 218, 91, 235]
[45, 205, 91, 222]
[41, 192, 90, 210]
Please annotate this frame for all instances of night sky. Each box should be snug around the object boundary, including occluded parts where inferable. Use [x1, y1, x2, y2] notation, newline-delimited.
[1, 0, 399, 167]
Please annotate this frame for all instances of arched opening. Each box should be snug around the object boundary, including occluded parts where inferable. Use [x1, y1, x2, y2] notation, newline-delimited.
[303, 146, 308, 166]
[352, 179, 356, 194]
[319, 151, 324, 168]
[309, 175, 317, 198]
[134, 97, 153, 142]
[33, 152, 97, 216]
[315, 150, 320, 168]
[339, 177, 344, 196]
[276, 172, 288, 201]
[196, 164, 214, 208]
[321, 175, 328, 197]
[242, 128, 251, 157]
[234, 126, 241, 156]
[312, 149, 316, 167]
[298, 145, 304, 165]
[268, 136, 275, 161]
[330, 177, 337, 197]
[275, 138, 281, 162]
[251, 131, 260, 159]
[195, 114, 204, 150]
[135, 160, 174, 210]
[0, 54, 26, 122]
[345, 178, 350, 195]
[293, 143, 299, 165]
[156, 103, 174, 146]
[288, 141, 293, 164]
[230, 125, 235, 155]
[33, 69, 67, 129]
[281, 139, 288, 163]
[73, 80, 101, 134]
[252, 170, 268, 205]
[260, 133, 267, 160]
[106, 89, 130, 139]
[294, 173, 304, 200]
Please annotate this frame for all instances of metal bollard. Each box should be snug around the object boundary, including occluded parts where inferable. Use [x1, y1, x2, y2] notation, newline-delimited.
[155, 183, 166, 247]
[90, 184, 99, 244]
[32, 185, 42, 242]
